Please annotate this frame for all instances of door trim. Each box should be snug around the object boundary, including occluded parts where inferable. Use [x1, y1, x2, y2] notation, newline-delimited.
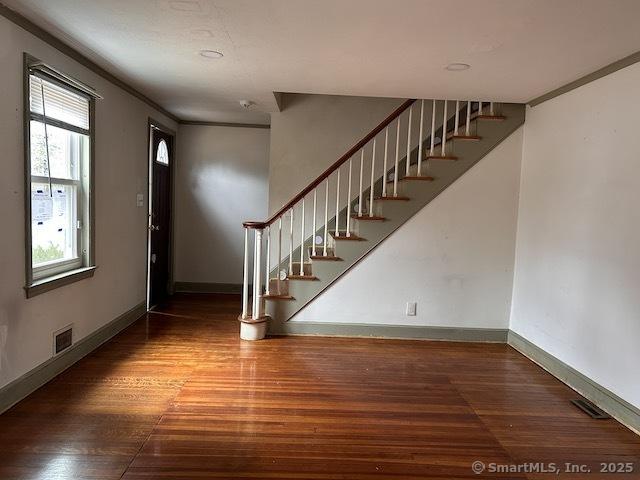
[146, 118, 176, 309]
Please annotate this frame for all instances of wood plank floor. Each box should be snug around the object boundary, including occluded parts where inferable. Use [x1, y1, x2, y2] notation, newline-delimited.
[0, 293, 638, 479]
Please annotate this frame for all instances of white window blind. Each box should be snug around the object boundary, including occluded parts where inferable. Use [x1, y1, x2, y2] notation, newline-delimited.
[29, 75, 90, 131]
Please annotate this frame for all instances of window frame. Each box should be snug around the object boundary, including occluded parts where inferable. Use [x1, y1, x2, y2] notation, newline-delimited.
[24, 54, 97, 298]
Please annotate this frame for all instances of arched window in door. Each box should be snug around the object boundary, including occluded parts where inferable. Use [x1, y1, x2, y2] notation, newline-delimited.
[156, 139, 169, 165]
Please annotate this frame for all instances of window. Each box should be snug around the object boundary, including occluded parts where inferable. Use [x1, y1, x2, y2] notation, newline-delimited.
[25, 56, 98, 297]
[156, 139, 169, 165]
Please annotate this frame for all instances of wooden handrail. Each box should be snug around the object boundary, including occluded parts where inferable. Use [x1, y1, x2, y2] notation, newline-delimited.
[243, 99, 416, 229]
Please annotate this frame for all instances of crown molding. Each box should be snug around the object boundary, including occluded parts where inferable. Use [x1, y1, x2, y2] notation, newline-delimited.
[529, 50, 640, 107]
[179, 120, 270, 129]
[0, 2, 180, 123]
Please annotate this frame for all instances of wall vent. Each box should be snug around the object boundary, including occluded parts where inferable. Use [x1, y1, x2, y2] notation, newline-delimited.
[571, 399, 611, 419]
[53, 326, 73, 355]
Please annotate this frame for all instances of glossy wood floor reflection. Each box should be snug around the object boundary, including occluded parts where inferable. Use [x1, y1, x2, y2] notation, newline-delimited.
[0, 294, 638, 479]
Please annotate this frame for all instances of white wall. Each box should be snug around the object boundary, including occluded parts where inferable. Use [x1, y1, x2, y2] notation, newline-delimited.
[269, 93, 404, 214]
[175, 125, 270, 285]
[510, 63, 640, 409]
[293, 128, 523, 328]
[0, 16, 177, 389]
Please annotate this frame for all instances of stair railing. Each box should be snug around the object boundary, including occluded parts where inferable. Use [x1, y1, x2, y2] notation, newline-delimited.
[241, 99, 498, 322]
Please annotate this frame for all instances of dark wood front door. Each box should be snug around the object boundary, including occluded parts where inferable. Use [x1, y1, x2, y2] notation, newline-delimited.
[149, 127, 172, 307]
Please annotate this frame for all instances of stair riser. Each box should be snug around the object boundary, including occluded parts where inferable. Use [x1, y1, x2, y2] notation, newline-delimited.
[290, 262, 314, 276]
[268, 278, 289, 296]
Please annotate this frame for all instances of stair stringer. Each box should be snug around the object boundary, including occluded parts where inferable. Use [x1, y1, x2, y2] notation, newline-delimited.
[266, 103, 525, 332]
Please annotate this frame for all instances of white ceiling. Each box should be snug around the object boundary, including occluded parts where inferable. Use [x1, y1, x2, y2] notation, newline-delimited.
[5, 0, 640, 124]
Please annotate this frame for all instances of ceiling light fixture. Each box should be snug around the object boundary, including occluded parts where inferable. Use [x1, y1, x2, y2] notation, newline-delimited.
[199, 49, 224, 59]
[445, 63, 471, 71]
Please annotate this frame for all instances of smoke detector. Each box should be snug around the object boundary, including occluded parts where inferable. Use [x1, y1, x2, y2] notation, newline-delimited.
[239, 100, 254, 109]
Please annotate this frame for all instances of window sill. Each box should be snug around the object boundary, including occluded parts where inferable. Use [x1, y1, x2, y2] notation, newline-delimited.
[25, 266, 97, 298]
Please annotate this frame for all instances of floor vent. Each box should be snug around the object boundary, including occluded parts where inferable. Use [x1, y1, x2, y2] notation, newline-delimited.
[571, 399, 611, 419]
[54, 327, 73, 355]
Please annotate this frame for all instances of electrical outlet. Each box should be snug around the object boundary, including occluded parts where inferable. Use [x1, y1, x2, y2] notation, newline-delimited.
[406, 302, 417, 316]
[136, 193, 144, 207]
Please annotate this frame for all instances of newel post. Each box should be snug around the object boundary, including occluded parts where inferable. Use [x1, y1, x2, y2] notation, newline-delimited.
[239, 223, 268, 341]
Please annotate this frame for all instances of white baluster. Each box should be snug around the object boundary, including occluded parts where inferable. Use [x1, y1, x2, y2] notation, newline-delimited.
[241, 227, 249, 319]
[466, 100, 471, 136]
[358, 149, 365, 215]
[288, 208, 294, 275]
[382, 127, 389, 196]
[430, 99, 436, 156]
[299, 198, 305, 276]
[417, 99, 424, 176]
[323, 179, 329, 256]
[454, 100, 460, 136]
[405, 105, 412, 176]
[335, 168, 341, 236]
[369, 137, 376, 218]
[252, 228, 263, 319]
[441, 100, 448, 156]
[277, 218, 282, 294]
[311, 188, 317, 256]
[490, 101, 494, 115]
[478, 101, 483, 115]
[394, 118, 400, 197]
[265, 225, 271, 295]
[346, 158, 352, 237]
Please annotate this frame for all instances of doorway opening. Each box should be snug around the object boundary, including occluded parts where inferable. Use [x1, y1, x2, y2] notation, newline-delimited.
[147, 121, 175, 309]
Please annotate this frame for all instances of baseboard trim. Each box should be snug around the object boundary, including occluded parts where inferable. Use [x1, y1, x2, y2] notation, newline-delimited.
[270, 321, 508, 342]
[0, 301, 146, 415]
[173, 282, 244, 294]
[508, 331, 640, 435]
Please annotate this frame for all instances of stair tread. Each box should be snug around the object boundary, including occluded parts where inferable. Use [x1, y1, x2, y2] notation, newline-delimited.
[351, 215, 386, 221]
[430, 113, 505, 148]
[310, 255, 342, 261]
[426, 155, 458, 160]
[375, 196, 410, 201]
[262, 294, 295, 300]
[475, 115, 506, 120]
[402, 175, 435, 181]
[449, 134, 482, 140]
[331, 232, 366, 241]
[287, 275, 318, 281]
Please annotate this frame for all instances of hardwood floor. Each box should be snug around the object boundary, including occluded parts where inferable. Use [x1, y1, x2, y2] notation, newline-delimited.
[0, 293, 638, 479]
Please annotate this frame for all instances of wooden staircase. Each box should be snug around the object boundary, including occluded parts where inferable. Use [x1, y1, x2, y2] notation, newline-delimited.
[240, 100, 525, 340]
